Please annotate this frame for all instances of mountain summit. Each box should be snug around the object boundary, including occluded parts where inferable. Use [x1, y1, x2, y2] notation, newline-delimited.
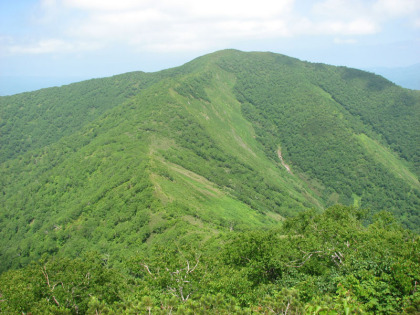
[1, 50, 419, 271]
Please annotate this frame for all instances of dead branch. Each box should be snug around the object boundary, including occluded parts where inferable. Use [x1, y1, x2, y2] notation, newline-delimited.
[330, 251, 344, 266]
[285, 250, 323, 268]
[284, 300, 291, 315]
[42, 265, 60, 307]
[141, 263, 155, 278]
[42, 266, 50, 287]
[186, 255, 200, 274]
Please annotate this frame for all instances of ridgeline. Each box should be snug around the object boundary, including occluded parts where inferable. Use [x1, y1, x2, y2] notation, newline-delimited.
[1, 50, 419, 313]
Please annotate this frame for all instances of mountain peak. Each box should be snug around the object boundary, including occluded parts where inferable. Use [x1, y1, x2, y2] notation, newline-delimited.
[0, 50, 419, 273]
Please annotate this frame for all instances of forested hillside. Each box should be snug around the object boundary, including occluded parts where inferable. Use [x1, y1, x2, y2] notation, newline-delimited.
[0, 49, 419, 313]
[215, 51, 420, 228]
[1, 206, 419, 314]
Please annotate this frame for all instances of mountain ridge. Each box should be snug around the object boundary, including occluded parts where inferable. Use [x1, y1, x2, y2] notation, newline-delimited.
[0, 49, 419, 273]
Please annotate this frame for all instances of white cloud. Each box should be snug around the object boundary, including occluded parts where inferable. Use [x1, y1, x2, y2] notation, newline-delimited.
[5, 0, 420, 55]
[8, 39, 100, 54]
[180, 0, 294, 19]
[308, 0, 381, 35]
[61, 0, 295, 52]
[373, 0, 420, 18]
[329, 19, 379, 35]
[296, 18, 379, 36]
[312, 0, 420, 20]
[312, 0, 367, 20]
[62, 0, 153, 11]
[62, 0, 294, 18]
[69, 9, 169, 39]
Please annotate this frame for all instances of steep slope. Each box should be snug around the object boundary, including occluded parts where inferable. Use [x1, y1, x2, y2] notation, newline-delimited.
[0, 49, 419, 272]
[214, 50, 419, 229]
[0, 59, 310, 272]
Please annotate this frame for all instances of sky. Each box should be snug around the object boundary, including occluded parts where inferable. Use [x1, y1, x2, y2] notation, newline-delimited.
[0, 0, 419, 95]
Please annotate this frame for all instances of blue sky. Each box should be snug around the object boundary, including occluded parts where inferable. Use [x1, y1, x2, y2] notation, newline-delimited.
[0, 0, 419, 95]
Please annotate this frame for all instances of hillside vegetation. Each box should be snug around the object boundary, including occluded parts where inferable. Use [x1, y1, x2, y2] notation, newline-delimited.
[0, 49, 419, 313]
[1, 206, 419, 313]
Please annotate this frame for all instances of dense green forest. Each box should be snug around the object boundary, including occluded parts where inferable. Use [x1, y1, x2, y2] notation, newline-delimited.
[1, 206, 419, 313]
[0, 49, 419, 313]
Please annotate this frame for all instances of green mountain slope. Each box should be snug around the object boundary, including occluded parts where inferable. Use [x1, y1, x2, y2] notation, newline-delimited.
[0, 50, 419, 273]
[214, 50, 419, 227]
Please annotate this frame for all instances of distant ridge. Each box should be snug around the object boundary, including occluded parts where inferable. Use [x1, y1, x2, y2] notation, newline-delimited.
[367, 63, 420, 90]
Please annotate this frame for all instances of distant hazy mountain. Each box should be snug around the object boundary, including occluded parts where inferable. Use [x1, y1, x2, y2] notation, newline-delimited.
[0, 50, 419, 273]
[0, 76, 89, 96]
[367, 64, 420, 90]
